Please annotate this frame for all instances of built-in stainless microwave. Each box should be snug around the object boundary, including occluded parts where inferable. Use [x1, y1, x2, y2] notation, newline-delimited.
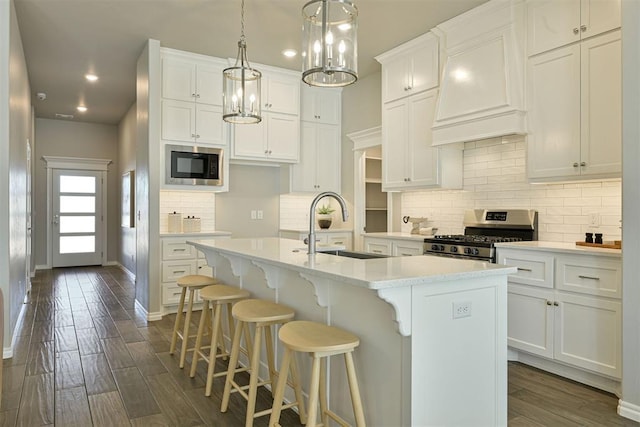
[165, 144, 223, 186]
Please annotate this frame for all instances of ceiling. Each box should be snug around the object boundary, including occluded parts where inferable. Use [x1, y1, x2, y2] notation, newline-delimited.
[14, 0, 487, 125]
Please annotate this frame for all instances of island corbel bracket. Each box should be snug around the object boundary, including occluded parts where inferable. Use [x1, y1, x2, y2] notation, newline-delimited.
[217, 252, 248, 279]
[250, 260, 281, 290]
[376, 287, 412, 336]
[298, 273, 331, 307]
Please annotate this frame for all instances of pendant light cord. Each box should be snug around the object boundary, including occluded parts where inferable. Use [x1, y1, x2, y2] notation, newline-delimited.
[240, 0, 245, 42]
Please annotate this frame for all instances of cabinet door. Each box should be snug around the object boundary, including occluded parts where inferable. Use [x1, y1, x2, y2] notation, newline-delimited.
[507, 284, 554, 358]
[527, 45, 581, 180]
[233, 121, 266, 159]
[195, 104, 226, 146]
[554, 292, 621, 378]
[266, 114, 299, 162]
[315, 124, 341, 192]
[382, 57, 409, 103]
[292, 122, 318, 191]
[315, 89, 341, 125]
[161, 99, 196, 142]
[407, 91, 438, 187]
[197, 259, 213, 277]
[579, 31, 621, 177]
[408, 38, 439, 95]
[526, 0, 580, 56]
[162, 57, 196, 102]
[265, 75, 300, 115]
[581, 0, 621, 41]
[196, 64, 223, 106]
[382, 99, 408, 188]
[392, 240, 424, 256]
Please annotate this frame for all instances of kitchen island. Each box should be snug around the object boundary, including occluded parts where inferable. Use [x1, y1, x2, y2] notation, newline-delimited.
[188, 237, 516, 426]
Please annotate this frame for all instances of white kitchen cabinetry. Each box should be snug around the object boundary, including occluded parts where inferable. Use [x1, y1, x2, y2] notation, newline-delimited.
[160, 235, 220, 310]
[232, 67, 300, 163]
[498, 247, 621, 381]
[301, 85, 341, 125]
[279, 230, 352, 251]
[161, 100, 226, 146]
[289, 122, 341, 192]
[527, 30, 621, 181]
[382, 89, 462, 191]
[376, 32, 439, 104]
[363, 236, 424, 256]
[527, 0, 621, 56]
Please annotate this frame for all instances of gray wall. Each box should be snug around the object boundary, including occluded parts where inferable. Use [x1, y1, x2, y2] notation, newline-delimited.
[1, 0, 32, 349]
[216, 164, 281, 238]
[118, 103, 137, 275]
[34, 118, 119, 266]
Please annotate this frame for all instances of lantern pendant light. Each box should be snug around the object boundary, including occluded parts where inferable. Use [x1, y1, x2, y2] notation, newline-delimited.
[302, 0, 358, 87]
[223, 0, 262, 124]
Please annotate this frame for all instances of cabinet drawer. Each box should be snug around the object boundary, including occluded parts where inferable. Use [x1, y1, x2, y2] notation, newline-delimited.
[162, 283, 185, 305]
[392, 241, 424, 256]
[498, 250, 554, 288]
[162, 240, 197, 260]
[162, 260, 197, 282]
[197, 259, 213, 277]
[556, 256, 621, 298]
[327, 234, 352, 249]
[366, 242, 391, 255]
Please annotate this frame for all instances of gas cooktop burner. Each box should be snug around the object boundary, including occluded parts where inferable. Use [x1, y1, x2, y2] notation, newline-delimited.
[429, 235, 524, 244]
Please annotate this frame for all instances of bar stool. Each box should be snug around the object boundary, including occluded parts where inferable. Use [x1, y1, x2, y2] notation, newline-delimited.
[190, 284, 251, 396]
[169, 274, 217, 368]
[269, 321, 365, 427]
[221, 299, 306, 427]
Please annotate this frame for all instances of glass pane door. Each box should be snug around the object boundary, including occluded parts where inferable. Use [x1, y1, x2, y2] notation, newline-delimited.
[52, 169, 103, 267]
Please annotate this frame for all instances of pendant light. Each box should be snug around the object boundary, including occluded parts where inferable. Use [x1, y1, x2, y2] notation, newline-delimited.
[223, 0, 262, 124]
[302, 0, 358, 87]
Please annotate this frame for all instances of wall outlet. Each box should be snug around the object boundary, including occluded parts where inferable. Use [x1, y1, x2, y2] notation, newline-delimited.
[589, 213, 601, 227]
[251, 210, 257, 220]
[452, 301, 472, 319]
[257, 210, 264, 220]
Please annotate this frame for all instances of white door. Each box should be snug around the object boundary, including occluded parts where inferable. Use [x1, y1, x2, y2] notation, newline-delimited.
[52, 169, 103, 267]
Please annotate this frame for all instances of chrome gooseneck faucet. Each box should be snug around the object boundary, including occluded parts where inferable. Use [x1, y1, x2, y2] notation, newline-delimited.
[308, 191, 349, 254]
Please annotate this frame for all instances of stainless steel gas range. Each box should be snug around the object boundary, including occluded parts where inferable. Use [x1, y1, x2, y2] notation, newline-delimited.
[423, 209, 538, 263]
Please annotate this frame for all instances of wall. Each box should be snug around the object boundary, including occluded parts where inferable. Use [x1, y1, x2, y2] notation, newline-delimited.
[402, 137, 622, 242]
[1, 0, 31, 351]
[118, 103, 136, 275]
[621, 0, 640, 420]
[216, 164, 279, 238]
[34, 118, 119, 266]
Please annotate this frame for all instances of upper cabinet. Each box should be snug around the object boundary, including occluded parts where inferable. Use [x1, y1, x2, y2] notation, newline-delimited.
[527, 0, 621, 56]
[161, 51, 228, 146]
[431, 0, 527, 145]
[527, 30, 621, 181]
[301, 85, 341, 125]
[375, 33, 439, 104]
[232, 65, 301, 164]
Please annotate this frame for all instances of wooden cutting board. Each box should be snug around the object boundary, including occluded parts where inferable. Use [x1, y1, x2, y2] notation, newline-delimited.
[576, 240, 621, 249]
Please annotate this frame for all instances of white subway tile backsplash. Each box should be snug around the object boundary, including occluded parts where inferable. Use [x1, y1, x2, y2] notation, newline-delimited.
[159, 190, 216, 233]
[401, 139, 622, 242]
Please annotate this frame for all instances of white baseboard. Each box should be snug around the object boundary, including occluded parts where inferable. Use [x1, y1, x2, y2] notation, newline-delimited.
[3, 298, 30, 359]
[618, 400, 640, 422]
[115, 262, 135, 278]
[35, 264, 50, 271]
[135, 299, 163, 321]
[103, 261, 119, 267]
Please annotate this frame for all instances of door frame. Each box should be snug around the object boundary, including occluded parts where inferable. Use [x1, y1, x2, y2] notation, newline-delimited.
[42, 156, 112, 268]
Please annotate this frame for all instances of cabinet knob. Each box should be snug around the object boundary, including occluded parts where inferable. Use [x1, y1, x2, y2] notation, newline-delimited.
[196, 94, 200, 98]
[546, 300, 552, 306]
[264, 103, 269, 107]
[573, 27, 579, 34]
[196, 134, 200, 138]
[191, 134, 197, 138]
[270, 103, 273, 108]
[553, 301, 559, 307]
[265, 150, 269, 154]
[580, 25, 587, 32]
[268, 150, 272, 154]
[580, 161, 586, 167]
[573, 162, 579, 167]
[192, 93, 196, 97]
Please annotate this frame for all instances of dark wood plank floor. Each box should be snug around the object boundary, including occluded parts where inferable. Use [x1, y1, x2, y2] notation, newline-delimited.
[0, 266, 637, 426]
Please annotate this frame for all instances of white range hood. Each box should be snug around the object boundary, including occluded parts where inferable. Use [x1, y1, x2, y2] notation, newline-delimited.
[432, 0, 526, 146]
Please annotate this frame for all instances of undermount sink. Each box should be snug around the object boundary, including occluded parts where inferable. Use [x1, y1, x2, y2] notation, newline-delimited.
[322, 250, 392, 259]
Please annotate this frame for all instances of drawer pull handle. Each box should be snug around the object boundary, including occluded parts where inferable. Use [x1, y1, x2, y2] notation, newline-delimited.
[578, 275, 600, 281]
[174, 248, 186, 252]
[334, 241, 344, 244]
[401, 253, 412, 256]
[517, 267, 532, 272]
[173, 270, 186, 274]
[372, 250, 382, 253]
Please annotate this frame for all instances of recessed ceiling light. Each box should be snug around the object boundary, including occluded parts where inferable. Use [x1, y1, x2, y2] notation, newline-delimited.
[85, 74, 98, 82]
[282, 49, 297, 58]
[77, 106, 88, 112]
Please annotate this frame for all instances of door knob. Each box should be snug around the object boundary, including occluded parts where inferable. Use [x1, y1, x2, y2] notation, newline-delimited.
[53, 214, 59, 225]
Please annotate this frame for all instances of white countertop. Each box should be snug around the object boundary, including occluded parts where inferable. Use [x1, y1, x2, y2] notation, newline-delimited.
[363, 232, 429, 242]
[280, 228, 353, 234]
[160, 231, 232, 238]
[495, 240, 622, 257]
[188, 237, 515, 290]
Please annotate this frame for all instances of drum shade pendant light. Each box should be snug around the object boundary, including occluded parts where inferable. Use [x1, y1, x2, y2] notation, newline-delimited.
[223, 0, 262, 124]
[302, 0, 358, 87]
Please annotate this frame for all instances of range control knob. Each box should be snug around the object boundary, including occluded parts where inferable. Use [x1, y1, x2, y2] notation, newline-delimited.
[431, 244, 440, 251]
[439, 245, 445, 251]
[464, 247, 471, 255]
[472, 248, 480, 255]
[450, 246, 458, 253]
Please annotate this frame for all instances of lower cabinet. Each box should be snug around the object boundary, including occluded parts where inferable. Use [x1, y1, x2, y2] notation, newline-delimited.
[498, 247, 621, 380]
[363, 236, 424, 256]
[279, 230, 353, 251]
[160, 235, 218, 307]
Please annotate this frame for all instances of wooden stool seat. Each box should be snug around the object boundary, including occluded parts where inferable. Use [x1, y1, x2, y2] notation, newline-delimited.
[270, 321, 366, 427]
[190, 284, 251, 396]
[170, 274, 218, 369]
[221, 299, 306, 427]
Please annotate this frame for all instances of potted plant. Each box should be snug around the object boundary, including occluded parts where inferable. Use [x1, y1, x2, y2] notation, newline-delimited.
[316, 204, 335, 229]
